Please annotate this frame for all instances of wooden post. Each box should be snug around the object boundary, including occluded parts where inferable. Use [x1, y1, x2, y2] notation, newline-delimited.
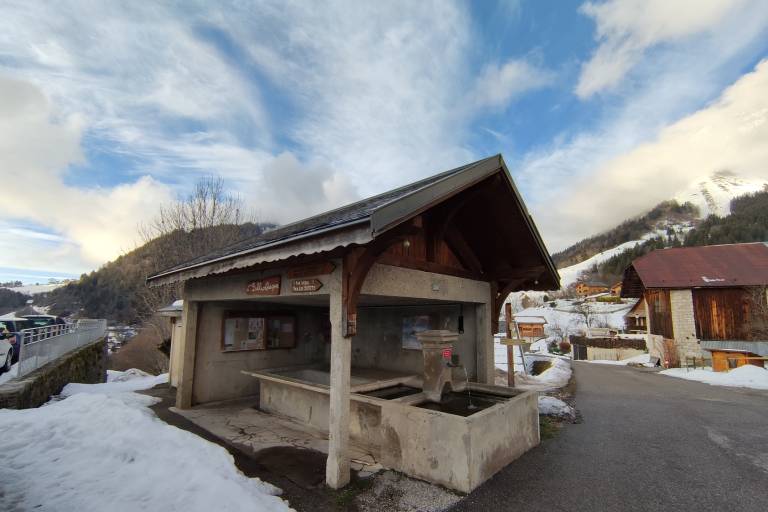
[505, 302, 515, 387]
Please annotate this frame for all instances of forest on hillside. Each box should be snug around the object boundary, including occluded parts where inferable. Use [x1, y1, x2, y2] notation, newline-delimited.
[551, 201, 699, 268]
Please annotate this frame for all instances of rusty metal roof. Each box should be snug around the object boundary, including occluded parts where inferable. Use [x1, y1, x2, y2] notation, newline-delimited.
[623, 242, 768, 294]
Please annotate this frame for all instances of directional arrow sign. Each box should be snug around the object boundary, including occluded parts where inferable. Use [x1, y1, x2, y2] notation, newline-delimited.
[291, 278, 323, 293]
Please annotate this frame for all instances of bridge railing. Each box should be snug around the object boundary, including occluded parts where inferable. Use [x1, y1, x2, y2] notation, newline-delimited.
[16, 319, 107, 378]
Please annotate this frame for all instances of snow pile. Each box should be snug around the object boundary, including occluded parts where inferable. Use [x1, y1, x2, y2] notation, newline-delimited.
[515, 357, 573, 391]
[538, 396, 575, 420]
[660, 365, 768, 390]
[0, 369, 292, 512]
[0, 362, 19, 385]
[61, 368, 169, 396]
[588, 353, 653, 366]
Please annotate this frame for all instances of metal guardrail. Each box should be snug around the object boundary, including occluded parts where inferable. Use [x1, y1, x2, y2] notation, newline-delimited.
[15, 319, 107, 378]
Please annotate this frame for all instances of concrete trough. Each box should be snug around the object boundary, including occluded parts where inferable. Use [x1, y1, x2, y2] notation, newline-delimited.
[243, 367, 539, 493]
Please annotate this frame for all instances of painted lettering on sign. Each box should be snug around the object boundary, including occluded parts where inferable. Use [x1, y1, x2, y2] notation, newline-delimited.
[287, 261, 335, 279]
[246, 276, 281, 296]
[291, 278, 323, 293]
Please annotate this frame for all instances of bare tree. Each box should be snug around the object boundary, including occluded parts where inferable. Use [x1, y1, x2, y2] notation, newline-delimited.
[137, 176, 256, 341]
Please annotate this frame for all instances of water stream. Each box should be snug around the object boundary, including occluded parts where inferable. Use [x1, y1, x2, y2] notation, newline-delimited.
[462, 367, 476, 410]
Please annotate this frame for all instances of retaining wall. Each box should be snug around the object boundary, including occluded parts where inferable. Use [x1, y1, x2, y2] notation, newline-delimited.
[0, 339, 107, 409]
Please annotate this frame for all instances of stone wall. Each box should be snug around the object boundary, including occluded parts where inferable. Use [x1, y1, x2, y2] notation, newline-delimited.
[0, 339, 107, 409]
[669, 290, 706, 359]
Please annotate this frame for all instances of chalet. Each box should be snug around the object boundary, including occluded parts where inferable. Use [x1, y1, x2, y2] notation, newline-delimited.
[610, 281, 622, 296]
[513, 315, 547, 340]
[575, 281, 609, 297]
[623, 298, 647, 333]
[147, 155, 560, 492]
[621, 243, 768, 371]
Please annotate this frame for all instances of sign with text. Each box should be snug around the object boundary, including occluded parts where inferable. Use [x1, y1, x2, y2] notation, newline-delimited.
[246, 276, 281, 296]
[287, 261, 335, 279]
[291, 278, 323, 293]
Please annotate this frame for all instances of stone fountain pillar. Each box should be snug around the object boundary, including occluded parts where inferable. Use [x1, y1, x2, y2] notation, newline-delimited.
[418, 330, 459, 402]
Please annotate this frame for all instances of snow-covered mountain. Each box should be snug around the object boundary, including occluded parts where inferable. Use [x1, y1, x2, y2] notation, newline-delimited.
[675, 170, 767, 218]
[556, 170, 767, 287]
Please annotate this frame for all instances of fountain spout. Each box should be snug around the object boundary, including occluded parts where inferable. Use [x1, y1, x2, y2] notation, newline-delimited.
[417, 330, 459, 402]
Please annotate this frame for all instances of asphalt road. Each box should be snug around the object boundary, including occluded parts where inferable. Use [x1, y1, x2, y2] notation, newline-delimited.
[451, 362, 768, 512]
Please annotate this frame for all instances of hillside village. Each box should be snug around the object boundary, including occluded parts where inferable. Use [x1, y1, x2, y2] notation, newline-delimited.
[2, 3, 768, 512]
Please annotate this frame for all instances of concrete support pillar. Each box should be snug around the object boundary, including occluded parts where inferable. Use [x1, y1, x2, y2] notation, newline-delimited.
[326, 269, 351, 489]
[176, 300, 199, 409]
[670, 289, 702, 359]
[475, 302, 494, 385]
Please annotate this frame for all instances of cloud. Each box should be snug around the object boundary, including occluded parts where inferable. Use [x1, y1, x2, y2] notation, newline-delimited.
[0, 76, 173, 271]
[536, 59, 768, 250]
[472, 59, 553, 109]
[246, 153, 359, 224]
[576, 0, 748, 97]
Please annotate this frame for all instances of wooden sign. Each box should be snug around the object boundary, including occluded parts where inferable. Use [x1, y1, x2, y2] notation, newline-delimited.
[500, 338, 531, 347]
[246, 276, 281, 296]
[287, 261, 335, 279]
[291, 278, 323, 293]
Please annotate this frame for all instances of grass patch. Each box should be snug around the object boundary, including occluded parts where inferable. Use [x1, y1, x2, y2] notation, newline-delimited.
[539, 416, 562, 440]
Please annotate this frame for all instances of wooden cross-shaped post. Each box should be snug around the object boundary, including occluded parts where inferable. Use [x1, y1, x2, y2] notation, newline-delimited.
[504, 303, 515, 387]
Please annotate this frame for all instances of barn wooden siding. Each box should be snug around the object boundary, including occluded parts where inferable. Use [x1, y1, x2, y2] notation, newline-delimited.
[693, 288, 752, 341]
[646, 289, 674, 339]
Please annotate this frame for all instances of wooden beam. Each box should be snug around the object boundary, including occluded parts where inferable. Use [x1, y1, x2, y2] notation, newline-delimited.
[444, 227, 484, 276]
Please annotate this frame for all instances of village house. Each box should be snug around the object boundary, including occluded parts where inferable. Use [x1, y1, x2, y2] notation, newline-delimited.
[623, 298, 647, 333]
[513, 315, 547, 340]
[147, 155, 560, 492]
[610, 281, 622, 296]
[575, 281, 609, 297]
[621, 243, 768, 371]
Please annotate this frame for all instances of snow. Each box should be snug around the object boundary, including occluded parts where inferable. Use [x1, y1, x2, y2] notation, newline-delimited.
[558, 240, 643, 287]
[515, 357, 573, 392]
[675, 171, 768, 218]
[0, 362, 19, 385]
[0, 369, 292, 512]
[587, 353, 653, 366]
[538, 396, 575, 419]
[0, 283, 64, 295]
[660, 365, 768, 390]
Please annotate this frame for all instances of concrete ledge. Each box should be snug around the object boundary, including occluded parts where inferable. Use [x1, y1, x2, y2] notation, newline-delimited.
[0, 339, 107, 409]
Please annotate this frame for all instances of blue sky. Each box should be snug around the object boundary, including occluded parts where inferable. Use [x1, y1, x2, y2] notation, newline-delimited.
[1, 0, 768, 283]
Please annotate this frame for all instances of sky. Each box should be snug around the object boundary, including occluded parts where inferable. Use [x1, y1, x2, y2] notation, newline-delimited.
[1, 0, 767, 283]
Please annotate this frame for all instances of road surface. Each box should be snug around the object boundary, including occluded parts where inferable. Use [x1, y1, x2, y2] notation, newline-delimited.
[451, 362, 768, 512]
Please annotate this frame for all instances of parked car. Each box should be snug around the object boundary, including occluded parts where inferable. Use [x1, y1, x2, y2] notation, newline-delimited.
[22, 314, 67, 328]
[0, 318, 32, 364]
[0, 336, 12, 373]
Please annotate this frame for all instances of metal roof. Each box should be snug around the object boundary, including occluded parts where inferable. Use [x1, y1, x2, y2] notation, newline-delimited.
[148, 155, 559, 287]
[622, 243, 768, 294]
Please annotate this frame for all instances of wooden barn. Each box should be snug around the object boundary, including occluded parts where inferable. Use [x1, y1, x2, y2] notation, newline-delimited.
[621, 243, 768, 370]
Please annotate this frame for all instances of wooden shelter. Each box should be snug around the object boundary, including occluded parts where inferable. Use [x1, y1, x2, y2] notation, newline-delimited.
[148, 154, 559, 489]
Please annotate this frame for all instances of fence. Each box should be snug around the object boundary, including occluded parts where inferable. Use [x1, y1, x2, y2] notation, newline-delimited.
[16, 319, 107, 378]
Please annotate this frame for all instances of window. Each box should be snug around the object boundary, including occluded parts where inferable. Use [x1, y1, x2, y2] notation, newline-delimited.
[222, 312, 295, 352]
